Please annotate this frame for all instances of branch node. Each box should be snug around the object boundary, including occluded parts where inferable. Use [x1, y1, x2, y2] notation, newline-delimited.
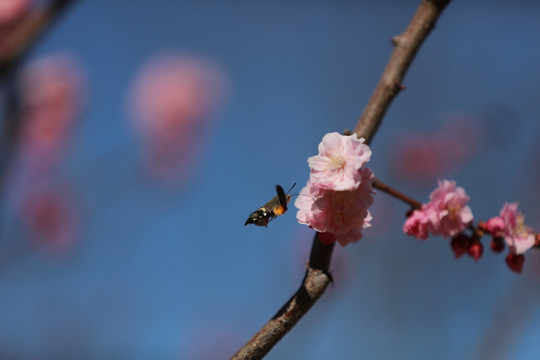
[391, 35, 404, 46]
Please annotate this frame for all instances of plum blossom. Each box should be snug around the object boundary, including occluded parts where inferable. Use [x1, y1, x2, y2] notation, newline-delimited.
[403, 209, 429, 240]
[308, 132, 371, 191]
[424, 179, 473, 237]
[484, 216, 506, 238]
[403, 179, 473, 239]
[488, 203, 535, 255]
[295, 133, 374, 247]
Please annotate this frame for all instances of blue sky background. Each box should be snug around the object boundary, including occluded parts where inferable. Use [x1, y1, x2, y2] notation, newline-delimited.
[1, 1, 540, 359]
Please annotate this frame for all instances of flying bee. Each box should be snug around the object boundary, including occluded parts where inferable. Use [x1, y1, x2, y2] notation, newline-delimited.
[244, 183, 296, 227]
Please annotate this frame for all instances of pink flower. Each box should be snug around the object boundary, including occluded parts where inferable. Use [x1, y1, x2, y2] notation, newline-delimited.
[296, 167, 374, 247]
[497, 203, 535, 255]
[424, 179, 473, 237]
[484, 217, 506, 237]
[128, 53, 227, 183]
[20, 187, 79, 255]
[18, 54, 85, 170]
[0, 0, 29, 26]
[308, 132, 371, 191]
[403, 209, 429, 240]
[402, 179, 473, 240]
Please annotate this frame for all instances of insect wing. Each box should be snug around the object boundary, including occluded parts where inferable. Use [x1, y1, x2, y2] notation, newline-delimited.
[275, 185, 288, 209]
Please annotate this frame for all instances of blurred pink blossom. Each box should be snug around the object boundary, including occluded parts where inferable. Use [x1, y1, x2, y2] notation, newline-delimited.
[391, 134, 444, 181]
[18, 54, 85, 171]
[296, 132, 374, 247]
[489, 203, 535, 255]
[128, 53, 227, 183]
[308, 132, 372, 191]
[20, 187, 78, 254]
[389, 113, 484, 183]
[0, 0, 29, 27]
[403, 179, 473, 239]
[403, 209, 429, 240]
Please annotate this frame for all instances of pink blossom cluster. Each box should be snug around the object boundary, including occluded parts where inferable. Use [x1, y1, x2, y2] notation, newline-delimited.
[484, 203, 536, 255]
[10, 55, 84, 256]
[402, 180, 538, 273]
[483, 203, 537, 273]
[403, 179, 473, 240]
[458, 202, 537, 273]
[295, 132, 374, 247]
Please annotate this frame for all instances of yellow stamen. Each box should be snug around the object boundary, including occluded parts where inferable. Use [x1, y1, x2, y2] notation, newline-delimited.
[447, 203, 461, 220]
[330, 154, 345, 169]
[516, 216, 528, 237]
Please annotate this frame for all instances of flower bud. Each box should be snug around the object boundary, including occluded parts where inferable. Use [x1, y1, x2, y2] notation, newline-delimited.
[450, 233, 470, 258]
[505, 253, 525, 274]
[467, 242, 483, 262]
[490, 236, 505, 253]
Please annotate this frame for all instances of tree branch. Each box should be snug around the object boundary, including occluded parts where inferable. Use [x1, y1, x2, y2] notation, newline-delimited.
[355, 0, 451, 144]
[372, 177, 423, 210]
[232, 1, 451, 359]
[232, 235, 334, 360]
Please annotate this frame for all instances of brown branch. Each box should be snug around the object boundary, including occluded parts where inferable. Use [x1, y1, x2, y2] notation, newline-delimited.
[0, 0, 76, 80]
[372, 177, 423, 209]
[232, 1, 451, 359]
[232, 235, 334, 360]
[354, 0, 451, 144]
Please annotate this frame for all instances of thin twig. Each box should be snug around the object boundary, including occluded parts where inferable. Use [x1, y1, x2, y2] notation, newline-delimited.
[0, 0, 76, 80]
[232, 1, 451, 359]
[372, 177, 423, 209]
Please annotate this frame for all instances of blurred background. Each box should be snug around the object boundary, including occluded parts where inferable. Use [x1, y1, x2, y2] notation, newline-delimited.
[0, 0, 539, 359]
